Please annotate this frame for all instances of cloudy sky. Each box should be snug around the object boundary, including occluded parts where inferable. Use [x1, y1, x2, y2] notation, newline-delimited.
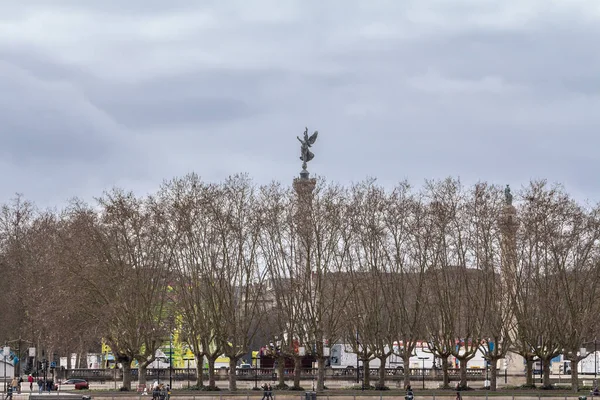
[1, 0, 599, 207]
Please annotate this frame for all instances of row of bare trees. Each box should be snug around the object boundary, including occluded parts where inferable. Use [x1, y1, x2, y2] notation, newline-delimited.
[1, 175, 599, 392]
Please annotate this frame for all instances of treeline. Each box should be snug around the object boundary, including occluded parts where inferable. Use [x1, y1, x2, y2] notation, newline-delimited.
[0, 174, 599, 392]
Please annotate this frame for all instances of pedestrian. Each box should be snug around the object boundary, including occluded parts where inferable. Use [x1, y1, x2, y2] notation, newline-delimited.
[455, 383, 462, 400]
[261, 383, 269, 400]
[405, 384, 414, 400]
[267, 383, 273, 400]
[4, 386, 12, 400]
[37, 378, 43, 394]
[152, 381, 160, 400]
[10, 377, 18, 394]
[158, 384, 166, 400]
[28, 374, 34, 392]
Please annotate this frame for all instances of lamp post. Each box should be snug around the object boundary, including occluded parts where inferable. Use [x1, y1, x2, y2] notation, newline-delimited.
[418, 357, 427, 390]
[485, 360, 489, 388]
[3, 345, 8, 393]
[253, 355, 258, 390]
[169, 334, 173, 388]
[356, 331, 360, 385]
[595, 338, 597, 386]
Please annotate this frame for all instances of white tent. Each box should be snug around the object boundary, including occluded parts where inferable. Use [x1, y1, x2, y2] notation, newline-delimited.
[1, 359, 15, 384]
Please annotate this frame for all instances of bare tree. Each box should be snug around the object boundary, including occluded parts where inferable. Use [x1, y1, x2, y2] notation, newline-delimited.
[523, 182, 600, 391]
[342, 181, 390, 389]
[0, 196, 101, 371]
[159, 174, 224, 389]
[0, 195, 36, 343]
[258, 182, 310, 389]
[423, 179, 490, 389]
[64, 190, 175, 389]
[300, 182, 353, 392]
[514, 181, 566, 388]
[382, 183, 429, 389]
[209, 176, 268, 391]
[470, 183, 515, 391]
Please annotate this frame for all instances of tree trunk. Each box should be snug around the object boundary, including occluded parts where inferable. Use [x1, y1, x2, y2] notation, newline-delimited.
[66, 352, 72, 371]
[362, 359, 370, 388]
[403, 355, 411, 389]
[571, 358, 580, 393]
[194, 354, 206, 389]
[121, 361, 132, 390]
[228, 357, 238, 391]
[542, 357, 551, 388]
[377, 356, 387, 389]
[316, 356, 326, 392]
[206, 357, 216, 389]
[293, 356, 302, 389]
[441, 356, 450, 389]
[138, 364, 148, 386]
[277, 355, 285, 387]
[459, 359, 468, 389]
[489, 358, 498, 391]
[525, 357, 534, 386]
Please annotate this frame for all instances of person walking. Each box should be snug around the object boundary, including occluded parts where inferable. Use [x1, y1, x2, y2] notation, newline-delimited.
[405, 384, 414, 400]
[4, 386, 12, 400]
[261, 383, 269, 400]
[152, 381, 160, 400]
[10, 377, 18, 395]
[37, 378, 43, 394]
[27, 374, 34, 392]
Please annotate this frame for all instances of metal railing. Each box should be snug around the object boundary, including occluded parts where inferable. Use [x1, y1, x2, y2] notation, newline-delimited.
[64, 367, 486, 382]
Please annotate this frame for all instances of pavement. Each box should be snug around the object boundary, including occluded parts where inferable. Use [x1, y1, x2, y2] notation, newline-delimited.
[3, 375, 596, 400]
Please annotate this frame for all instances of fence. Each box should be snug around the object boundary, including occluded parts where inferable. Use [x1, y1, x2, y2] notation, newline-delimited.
[61, 367, 487, 382]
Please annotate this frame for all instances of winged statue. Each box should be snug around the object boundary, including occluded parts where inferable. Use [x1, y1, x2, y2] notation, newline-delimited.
[297, 127, 319, 170]
[505, 184, 513, 206]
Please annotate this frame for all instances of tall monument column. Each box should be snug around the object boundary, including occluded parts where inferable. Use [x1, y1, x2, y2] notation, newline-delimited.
[500, 184, 518, 293]
[292, 127, 322, 388]
[293, 127, 319, 268]
[293, 176, 316, 233]
[499, 184, 520, 376]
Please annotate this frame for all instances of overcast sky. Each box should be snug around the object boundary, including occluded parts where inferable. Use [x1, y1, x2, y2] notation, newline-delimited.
[1, 0, 599, 207]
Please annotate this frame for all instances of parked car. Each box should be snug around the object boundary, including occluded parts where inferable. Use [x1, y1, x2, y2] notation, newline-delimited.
[57, 379, 89, 390]
[236, 363, 252, 375]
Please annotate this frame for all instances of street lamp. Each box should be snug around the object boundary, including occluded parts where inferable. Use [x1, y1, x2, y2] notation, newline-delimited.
[418, 357, 427, 390]
[356, 331, 360, 385]
[3, 345, 9, 393]
[169, 334, 173, 388]
[252, 354, 258, 390]
[485, 360, 489, 388]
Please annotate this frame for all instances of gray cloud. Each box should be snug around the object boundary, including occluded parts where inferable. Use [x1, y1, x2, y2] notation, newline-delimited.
[1, 0, 599, 207]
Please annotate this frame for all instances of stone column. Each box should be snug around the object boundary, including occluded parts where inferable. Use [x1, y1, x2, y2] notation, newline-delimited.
[499, 202, 518, 294]
[293, 172, 318, 382]
[293, 174, 316, 273]
[499, 199, 520, 375]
